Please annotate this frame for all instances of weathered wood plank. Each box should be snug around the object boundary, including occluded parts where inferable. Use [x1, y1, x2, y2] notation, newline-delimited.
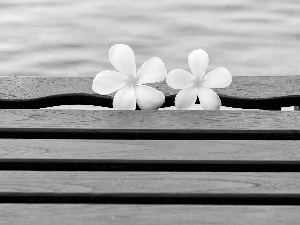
[0, 172, 299, 193]
[0, 139, 299, 160]
[0, 110, 299, 139]
[0, 110, 299, 130]
[0, 205, 299, 224]
[0, 76, 299, 99]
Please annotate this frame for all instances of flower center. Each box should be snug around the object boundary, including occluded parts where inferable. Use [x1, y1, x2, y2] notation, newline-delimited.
[196, 77, 204, 87]
[127, 75, 139, 86]
[192, 76, 203, 87]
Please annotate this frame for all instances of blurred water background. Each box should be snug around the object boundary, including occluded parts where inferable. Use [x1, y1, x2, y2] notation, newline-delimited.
[0, 0, 299, 77]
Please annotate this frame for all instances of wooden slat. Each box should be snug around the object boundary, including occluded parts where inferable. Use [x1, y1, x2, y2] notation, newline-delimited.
[0, 110, 299, 139]
[0, 76, 299, 99]
[0, 171, 299, 194]
[0, 76, 299, 109]
[0, 139, 299, 160]
[0, 110, 299, 130]
[0, 205, 299, 224]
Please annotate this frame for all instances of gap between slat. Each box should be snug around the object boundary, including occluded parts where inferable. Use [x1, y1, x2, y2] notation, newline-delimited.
[43, 105, 297, 111]
[0, 159, 299, 172]
[0, 128, 299, 140]
[0, 193, 299, 205]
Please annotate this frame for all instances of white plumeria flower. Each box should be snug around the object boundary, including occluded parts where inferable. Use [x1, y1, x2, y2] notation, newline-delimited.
[92, 44, 167, 110]
[166, 49, 232, 110]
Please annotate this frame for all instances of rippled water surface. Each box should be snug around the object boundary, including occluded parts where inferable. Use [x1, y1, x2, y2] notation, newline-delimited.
[0, 0, 299, 77]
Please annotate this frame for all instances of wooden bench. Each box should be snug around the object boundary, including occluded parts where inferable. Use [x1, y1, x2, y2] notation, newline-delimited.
[0, 76, 299, 224]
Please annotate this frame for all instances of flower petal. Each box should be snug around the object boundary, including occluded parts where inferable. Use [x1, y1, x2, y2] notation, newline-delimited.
[166, 69, 195, 89]
[188, 49, 209, 79]
[201, 67, 232, 88]
[113, 84, 136, 110]
[136, 57, 167, 85]
[92, 70, 128, 95]
[175, 85, 198, 110]
[109, 44, 136, 77]
[197, 85, 221, 110]
[134, 85, 165, 110]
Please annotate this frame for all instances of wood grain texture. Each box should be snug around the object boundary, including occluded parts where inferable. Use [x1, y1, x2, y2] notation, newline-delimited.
[0, 171, 299, 193]
[0, 77, 298, 218]
[0, 205, 299, 225]
[0, 76, 299, 99]
[0, 139, 299, 160]
[0, 110, 299, 130]
[0, 76, 299, 109]
[0, 110, 299, 139]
